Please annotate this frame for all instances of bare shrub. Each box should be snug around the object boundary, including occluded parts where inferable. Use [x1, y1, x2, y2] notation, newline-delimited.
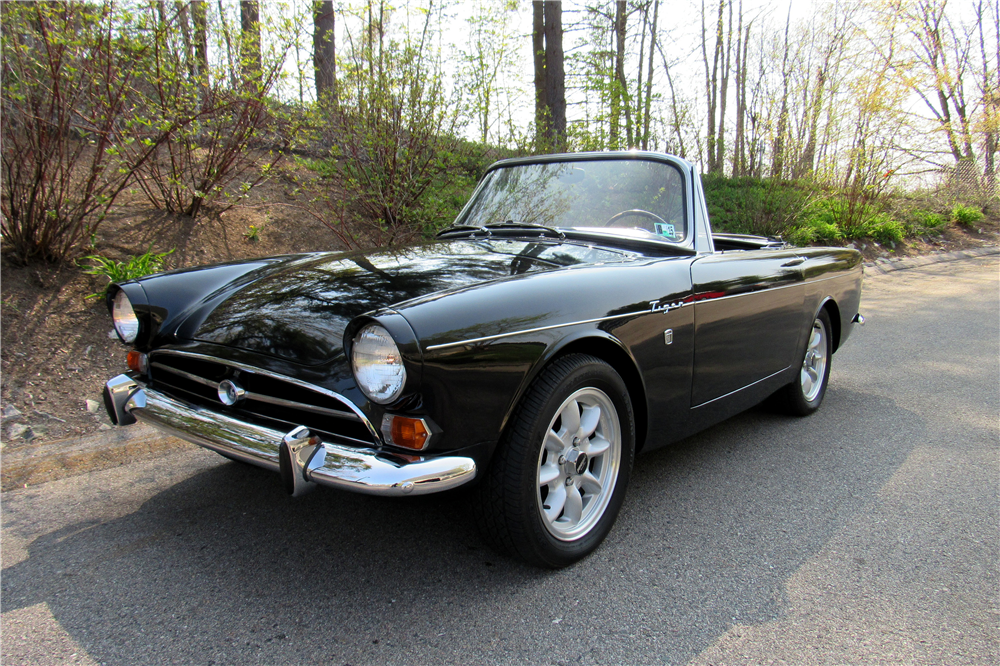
[0, 3, 156, 262]
[122, 5, 290, 219]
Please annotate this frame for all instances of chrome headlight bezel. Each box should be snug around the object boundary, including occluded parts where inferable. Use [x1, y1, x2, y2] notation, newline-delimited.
[111, 289, 140, 344]
[351, 322, 407, 404]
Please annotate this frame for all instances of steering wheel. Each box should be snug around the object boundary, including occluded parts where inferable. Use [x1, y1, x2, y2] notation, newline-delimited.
[603, 209, 668, 230]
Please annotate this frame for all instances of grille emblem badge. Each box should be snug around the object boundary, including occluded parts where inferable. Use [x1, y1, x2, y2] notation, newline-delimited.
[218, 379, 246, 406]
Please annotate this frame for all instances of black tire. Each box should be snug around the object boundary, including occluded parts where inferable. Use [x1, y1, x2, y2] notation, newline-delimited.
[773, 308, 833, 416]
[474, 354, 635, 568]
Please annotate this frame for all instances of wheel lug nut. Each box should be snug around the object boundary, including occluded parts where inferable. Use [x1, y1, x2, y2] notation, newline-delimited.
[558, 455, 566, 465]
[565, 477, 574, 486]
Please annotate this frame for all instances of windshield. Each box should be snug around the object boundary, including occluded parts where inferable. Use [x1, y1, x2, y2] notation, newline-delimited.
[454, 158, 687, 243]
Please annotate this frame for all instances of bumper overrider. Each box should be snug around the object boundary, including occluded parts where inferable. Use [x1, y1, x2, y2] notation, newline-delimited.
[103, 374, 476, 497]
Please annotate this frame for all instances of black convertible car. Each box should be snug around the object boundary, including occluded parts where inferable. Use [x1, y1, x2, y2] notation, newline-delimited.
[103, 151, 863, 567]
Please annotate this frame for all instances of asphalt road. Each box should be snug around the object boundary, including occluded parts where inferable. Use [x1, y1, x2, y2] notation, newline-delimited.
[2, 256, 997, 666]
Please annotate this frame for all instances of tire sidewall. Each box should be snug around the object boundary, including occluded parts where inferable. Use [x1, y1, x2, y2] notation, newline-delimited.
[514, 357, 635, 567]
[794, 309, 833, 413]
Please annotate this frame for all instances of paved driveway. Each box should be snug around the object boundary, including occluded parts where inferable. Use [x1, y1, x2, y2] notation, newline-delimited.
[2, 255, 997, 665]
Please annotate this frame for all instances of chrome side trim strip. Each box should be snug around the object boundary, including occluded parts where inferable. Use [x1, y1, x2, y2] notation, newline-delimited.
[118, 382, 476, 496]
[148, 350, 380, 444]
[693, 272, 849, 304]
[425, 303, 691, 351]
[691, 366, 789, 410]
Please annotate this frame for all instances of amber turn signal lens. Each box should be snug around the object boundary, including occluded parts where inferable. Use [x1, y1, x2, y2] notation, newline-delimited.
[126, 350, 148, 375]
[380, 415, 431, 451]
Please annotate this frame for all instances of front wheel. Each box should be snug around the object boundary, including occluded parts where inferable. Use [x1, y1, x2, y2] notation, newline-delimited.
[773, 309, 833, 415]
[475, 354, 635, 568]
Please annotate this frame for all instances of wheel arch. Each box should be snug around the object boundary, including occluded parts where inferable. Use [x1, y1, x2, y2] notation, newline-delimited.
[818, 297, 843, 352]
[513, 333, 649, 455]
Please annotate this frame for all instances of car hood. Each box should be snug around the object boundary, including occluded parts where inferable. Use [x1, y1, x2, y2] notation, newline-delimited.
[178, 239, 631, 365]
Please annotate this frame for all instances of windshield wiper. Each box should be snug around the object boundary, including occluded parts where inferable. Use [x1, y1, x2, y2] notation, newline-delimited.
[437, 224, 492, 239]
[484, 220, 566, 241]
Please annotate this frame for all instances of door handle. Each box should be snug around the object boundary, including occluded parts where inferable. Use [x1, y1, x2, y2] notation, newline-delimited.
[781, 257, 805, 267]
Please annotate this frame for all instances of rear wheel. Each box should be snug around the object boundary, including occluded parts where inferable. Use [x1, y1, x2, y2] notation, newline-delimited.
[475, 354, 635, 568]
[773, 309, 833, 415]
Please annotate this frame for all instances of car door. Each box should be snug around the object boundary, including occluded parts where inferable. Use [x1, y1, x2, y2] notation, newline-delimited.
[689, 250, 806, 406]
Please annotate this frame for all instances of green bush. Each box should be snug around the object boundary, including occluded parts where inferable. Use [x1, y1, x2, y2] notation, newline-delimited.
[863, 213, 906, 244]
[786, 226, 817, 246]
[910, 209, 948, 232]
[81, 248, 174, 298]
[786, 213, 843, 247]
[799, 201, 846, 240]
[792, 197, 904, 245]
[702, 174, 815, 238]
[951, 204, 984, 226]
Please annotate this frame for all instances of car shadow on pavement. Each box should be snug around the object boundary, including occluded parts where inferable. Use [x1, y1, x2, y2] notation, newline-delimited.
[1, 387, 920, 665]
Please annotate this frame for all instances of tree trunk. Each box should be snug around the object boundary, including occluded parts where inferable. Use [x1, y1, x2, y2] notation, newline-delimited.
[614, 0, 633, 147]
[313, 1, 337, 104]
[544, 1, 566, 150]
[216, 1, 239, 88]
[714, 0, 732, 173]
[733, 5, 748, 176]
[703, 0, 725, 173]
[771, 5, 792, 178]
[533, 0, 547, 144]
[533, 0, 565, 151]
[634, 2, 648, 146]
[240, 1, 261, 88]
[979, 0, 998, 193]
[797, 67, 826, 178]
[174, 1, 195, 79]
[642, 0, 659, 150]
[191, 1, 209, 86]
[657, 40, 687, 157]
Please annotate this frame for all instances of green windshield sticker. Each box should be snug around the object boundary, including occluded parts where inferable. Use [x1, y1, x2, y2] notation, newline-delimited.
[654, 222, 676, 239]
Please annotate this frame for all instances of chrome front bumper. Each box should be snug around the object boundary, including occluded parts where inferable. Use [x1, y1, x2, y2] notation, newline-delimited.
[103, 375, 476, 497]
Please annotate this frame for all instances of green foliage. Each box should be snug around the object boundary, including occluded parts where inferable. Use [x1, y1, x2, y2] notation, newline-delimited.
[951, 204, 984, 226]
[81, 248, 175, 298]
[701, 174, 816, 237]
[786, 215, 844, 246]
[908, 209, 948, 234]
[781, 196, 907, 246]
[244, 225, 261, 242]
[863, 213, 906, 244]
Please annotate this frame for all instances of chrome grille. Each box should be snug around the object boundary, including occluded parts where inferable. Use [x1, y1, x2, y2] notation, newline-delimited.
[147, 351, 378, 447]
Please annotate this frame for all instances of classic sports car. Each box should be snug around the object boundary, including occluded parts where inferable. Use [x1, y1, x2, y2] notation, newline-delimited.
[103, 151, 863, 567]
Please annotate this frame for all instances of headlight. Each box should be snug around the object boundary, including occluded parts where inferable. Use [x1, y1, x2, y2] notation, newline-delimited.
[351, 323, 406, 404]
[111, 290, 139, 344]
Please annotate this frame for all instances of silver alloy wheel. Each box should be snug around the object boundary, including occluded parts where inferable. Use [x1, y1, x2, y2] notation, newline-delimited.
[536, 387, 622, 541]
[800, 317, 829, 402]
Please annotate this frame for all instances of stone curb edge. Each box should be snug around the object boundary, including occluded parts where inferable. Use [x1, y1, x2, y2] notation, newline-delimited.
[3, 245, 998, 492]
[862, 245, 999, 275]
[1, 425, 192, 492]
